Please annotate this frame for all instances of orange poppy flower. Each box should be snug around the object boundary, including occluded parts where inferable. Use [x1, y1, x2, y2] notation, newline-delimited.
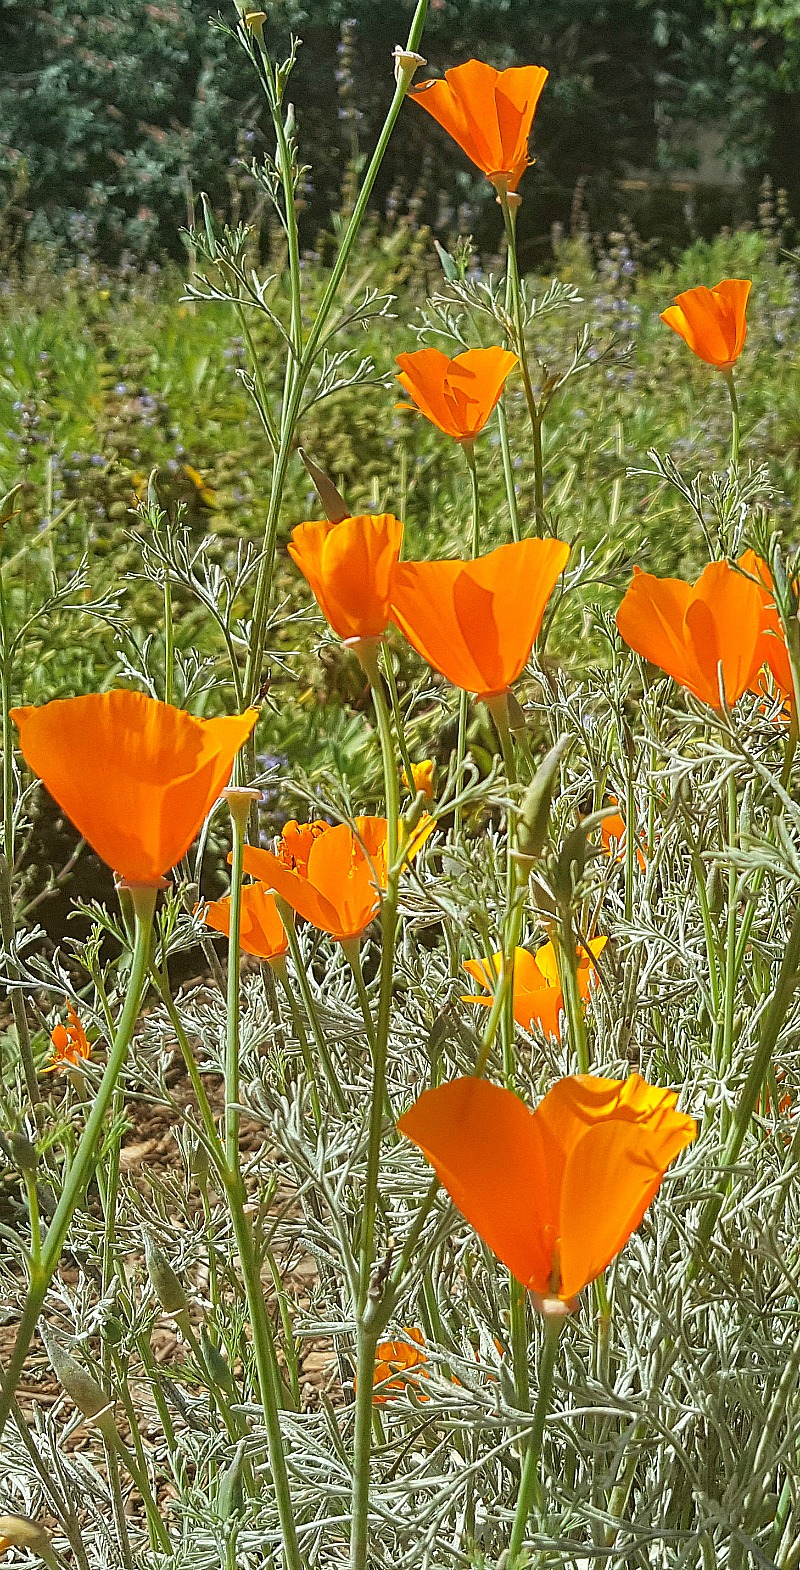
[371, 1328, 429, 1403]
[395, 347, 518, 442]
[44, 1003, 91, 1073]
[615, 560, 766, 709]
[660, 279, 751, 370]
[410, 60, 549, 195]
[240, 818, 390, 943]
[10, 692, 257, 886]
[601, 801, 647, 872]
[288, 513, 403, 641]
[402, 759, 436, 800]
[391, 537, 570, 698]
[739, 549, 793, 703]
[199, 884, 288, 964]
[275, 819, 327, 875]
[398, 1074, 696, 1305]
[463, 938, 606, 1040]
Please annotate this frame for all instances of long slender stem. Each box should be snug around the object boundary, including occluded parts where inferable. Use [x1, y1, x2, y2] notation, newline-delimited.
[499, 193, 544, 530]
[507, 1313, 563, 1566]
[273, 956, 322, 1125]
[454, 446, 482, 836]
[556, 913, 589, 1074]
[0, 885, 156, 1440]
[225, 796, 248, 1173]
[724, 369, 740, 474]
[691, 894, 800, 1274]
[721, 773, 739, 1077]
[0, 577, 37, 1103]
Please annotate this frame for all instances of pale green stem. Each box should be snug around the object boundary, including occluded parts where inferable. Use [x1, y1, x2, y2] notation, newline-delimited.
[555, 915, 589, 1074]
[225, 795, 248, 1173]
[454, 448, 482, 835]
[0, 885, 156, 1440]
[496, 396, 521, 542]
[272, 954, 322, 1126]
[724, 369, 740, 474]
[0, 571, 37, 1103]
[382, 647, 416, 792]
[163, 565, 174, 708]
[500, 193, 544, 530]
[721, 773, 739, 1077]
[691, 894, 800, 1274]
[278, 900, 347, 1113]
[507, 1313, 563, 1566]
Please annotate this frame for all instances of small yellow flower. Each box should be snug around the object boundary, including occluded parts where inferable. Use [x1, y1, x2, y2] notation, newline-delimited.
[402, 759, 435, 800]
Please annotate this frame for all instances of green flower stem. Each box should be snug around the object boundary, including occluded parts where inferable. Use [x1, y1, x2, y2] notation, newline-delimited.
[163, 562, 174, 708]
[0, 884, 156, 1441]
[242, 0, 429, 711]
[509, 1274, 531, 1413]
[224, 791, 253, 1174]
[555, 914, 589, 1075]
[496, 395, 521, 542]
[272, 955, 322, 1126]
[454, 444, 482, 836]
[691, 894, 800, 1275]
[720, 773, 739, 1079]
[381, 649, 416, 794]
[223, 1163, 303, 1570]
[499, 192, 544, 531]
[623, 765, 636, 926]
[0, 565, 37, 1103]
[507, 1312, 563, 1566]
[343, 939, 378, 1057]
[277, 900, 347, 1113]
[348, 641, 405, 1570]
[723, 369, 740, 473]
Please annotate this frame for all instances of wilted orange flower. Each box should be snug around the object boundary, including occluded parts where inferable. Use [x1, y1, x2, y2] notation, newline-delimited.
[601, 801, 647, 872]
[241, 818, 391, 942]
[399, 1074, 696, 1306]
[391, 538, 570, 698]
[616, 560, 766, 709]
[11, 692, 257, 886]
[371, 1328, 429, 1403]
[739, 549, 793, 703]
[44, 1003, 91, 1073]
[395, 347, 518, 442]
[463, 938, 606, 1040]
[410, 60, 549, 195]
[660, 279, 751, 370]
[402, 759, 435, 800]
[289, 513, 403, 641]
[199, 884, 288, 964]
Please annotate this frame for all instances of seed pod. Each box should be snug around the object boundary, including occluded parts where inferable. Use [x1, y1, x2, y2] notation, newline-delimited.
[9, 1130, 38, 1174]
[201, 1328, 236, 1396]
[514, 735, 572, 873]
[144, 1231, 189, 1316]
[39, 1325, 109, 1421]
[218, 1440, 247, 1520]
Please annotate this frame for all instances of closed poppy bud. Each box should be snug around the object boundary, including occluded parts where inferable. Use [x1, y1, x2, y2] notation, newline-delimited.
[11, 692, 257, 887]
[395, 347, 518, 442]
[391, 537, 570, 699]
[514, 734, 572, 869]
[410, 60, 548, 197]
[402, 759, 436, 800]
[616, 560, 766, 710]
[660, 279, 751, 370]
[40, 1325, 110, 1421]
[289, 513, 403, 642]
[398, 1073, 695, 1306]
[144, 1231, 189, 1317]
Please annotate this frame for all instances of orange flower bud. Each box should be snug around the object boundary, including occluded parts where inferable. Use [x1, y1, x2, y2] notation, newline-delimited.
[660, 279, 751, 370]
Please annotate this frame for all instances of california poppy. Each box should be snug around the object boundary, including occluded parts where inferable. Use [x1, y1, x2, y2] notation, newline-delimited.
[395, 347, 518, 442]
[463, 938, 606, 1040]
[241, 818, 390, 943]
[410, 60, 549, 196]
[371, 1329, 429, 1403]
[616, 560, 766, 709]
[399, 1074, 695, 1305]
[11, 692, 257, 886]
[660, 279, 751, 370]
[391, 537, 570, 699]
[289, 513, 403, 642]
[44, 1003, 91, 1073]
[199, 884, 288, 964]
[402, 759, 436, 800]
[601, 801, 647, 872]
[739, 549, 793, 703]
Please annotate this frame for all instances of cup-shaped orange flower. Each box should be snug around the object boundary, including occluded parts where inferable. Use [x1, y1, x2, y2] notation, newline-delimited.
[391, 537, 570, 699]
[395, 347, 518, 442]
[616, 560, 766, 709]
[11, 691, 258, 886]
[399, 1074, 696, 1305]
[199, 884, 288, 964]
[410, 60, 549, 195]
[289, 513, 403, 642]
[660, 279, 751, 370]
[241, 818, 390, 943]
[371, 1329, 429, 1404]
[44, 1003, 91, 1073]
[739, 549, 793, 703]
[463, 938, 606, 1040]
